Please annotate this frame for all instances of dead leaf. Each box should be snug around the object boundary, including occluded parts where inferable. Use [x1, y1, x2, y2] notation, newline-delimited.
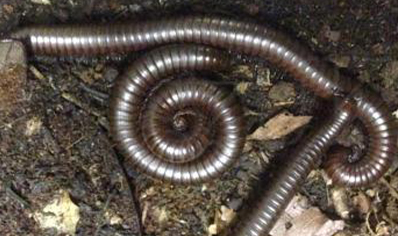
[271, 194, 344, 236]
[375, 222, 390, 236]
[220, 205, 236, 223]
[248, 112, 312, 140]
[271, 195, 309, 236]
[153, 207, 169, 225]
[331, 187, 350, 219]
[208, 223, 218, 235]
[208, 205, 235, 235]
[353, 192, 371, 215]
[34, 190, 80, 235]
[283, 208, 344, 236]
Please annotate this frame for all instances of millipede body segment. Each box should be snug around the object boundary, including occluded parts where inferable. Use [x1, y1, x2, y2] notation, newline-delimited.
[110, 45, 246, 184]
[9, 15, 397, 236]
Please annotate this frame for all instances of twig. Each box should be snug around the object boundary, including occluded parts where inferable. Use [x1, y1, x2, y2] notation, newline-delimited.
[79, 82, 109, 103]
[4, 180, 30, 209]
[94, 188, 116, 236]
[381, 177, 398, 200]
[29, 65, 57, 90]
[61, 92, 103, 118]
[101, 134, 143, 236]
[66, 135, 85, 150]
[29, 66, 46, 81]
[0, 114, 27, 129]
[274, 101, 295, 107]
[30, 66, 109, 130]
[366, 208, 377, 236]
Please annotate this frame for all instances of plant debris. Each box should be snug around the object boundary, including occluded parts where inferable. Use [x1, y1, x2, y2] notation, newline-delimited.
[248, 111, 312, 141]
[1, 0, 398, 235]
[271, 195, 344, 236]
[34, 190, 80, 235]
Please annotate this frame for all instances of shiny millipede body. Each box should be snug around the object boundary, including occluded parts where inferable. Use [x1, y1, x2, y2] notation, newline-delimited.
[110, 45, 245, 184]
[10, 15, 397, 236]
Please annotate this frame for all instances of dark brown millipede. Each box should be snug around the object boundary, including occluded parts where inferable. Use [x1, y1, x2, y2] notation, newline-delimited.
[8, 15, 397, 235]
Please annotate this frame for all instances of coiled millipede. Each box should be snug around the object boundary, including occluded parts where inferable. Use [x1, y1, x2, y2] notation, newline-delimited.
[8, 15, 397, 235]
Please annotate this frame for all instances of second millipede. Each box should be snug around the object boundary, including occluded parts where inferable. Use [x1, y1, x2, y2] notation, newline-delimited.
[8, 15, 397, 235]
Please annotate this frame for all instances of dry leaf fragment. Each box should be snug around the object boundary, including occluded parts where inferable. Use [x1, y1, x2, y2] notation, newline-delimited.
[271, 195, 309, 236]
[248, 112, 312, 140]
[375, 221, 390, 236]
[208, 206, 235, 235]
[220, 205, 236, 223]
[285, 208, 344, 236]
[154, 207, 169, 225]
[353, 192, 371, 215]
[208, 223, 218, 235]
[331, 187, 350, 219]
[34, 190, 80, 235]
[271, 195, 344, 236]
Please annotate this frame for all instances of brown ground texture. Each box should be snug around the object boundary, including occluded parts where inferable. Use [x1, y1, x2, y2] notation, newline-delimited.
[1, 0, 398, 236]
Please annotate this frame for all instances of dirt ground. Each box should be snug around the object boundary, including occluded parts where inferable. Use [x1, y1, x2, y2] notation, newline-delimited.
[1, 0, 398, 235]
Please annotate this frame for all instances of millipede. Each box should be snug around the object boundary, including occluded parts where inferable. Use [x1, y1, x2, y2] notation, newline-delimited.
[7, 15, 397, 235]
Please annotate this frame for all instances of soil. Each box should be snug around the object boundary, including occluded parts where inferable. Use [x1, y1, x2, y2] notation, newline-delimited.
[1, 0, 398, 236]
